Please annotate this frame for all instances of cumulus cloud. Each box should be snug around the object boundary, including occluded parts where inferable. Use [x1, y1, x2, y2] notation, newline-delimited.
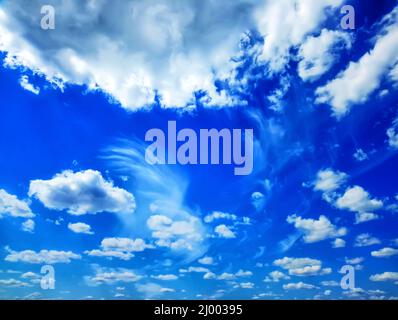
[354, 233, 381, 247]
[254, 0, 343, 72]
[151, 274, 178, 281]
[28, 170, 136, 215]
[21, 219, 35, 233]
[86, 267, 142, 285]
[274, 257, 331, 276]
[136, 282, 175, 298]
[370, 272, 398, 282]
[336, 186, 383, 213]
[214, 224, 236, 239]
[147, 214, 204, 251]
[18, 75, 40, 95]
[68, 222, 94, 235]
[0, 189, 34, 218]
[283, 282, 317, 290]
[353, 149, 368, 162]
[298, 29, 351, 82]
[0, 279, 30, 287]
[85, 237, 151, 260]
[0, 0, 263, 109]
[315, 5, 398, 117]
[313, 169, 347, 193]
[287, 214, 347, 243]
[332, 238, 346, 248]
[263, 270, 290, 282]
[198, 256, 214, 265]
[203, 211, 237, 223]
[371, 247, 398, 258]
[5, 247, 81, 264]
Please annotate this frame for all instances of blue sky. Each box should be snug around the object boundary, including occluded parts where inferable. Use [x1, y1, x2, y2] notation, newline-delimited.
[0, 0, 397, 300]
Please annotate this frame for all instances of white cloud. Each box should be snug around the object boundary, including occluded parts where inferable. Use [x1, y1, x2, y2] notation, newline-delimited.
[254, 0, 343, 72]
[203, 272, 216, 280]
[345, 257, 364, 265]
[287, 214, 347, 243]
[19, 75, 40, 95]
[371, 247, 398, 258]
[387, 117, 398, 149]
[0, 0, 263, 109]
[315, 5, 398, 117]
[263, 270, 290, 282]
[274, 257, 331, 276]
[68, 222, 93, 235]
[204, 211, 237, 223]
[335, 185, 382, 215]
[5, 247, 81, 264]
[86, 267, 142, 285]
[298, 29, 351, 82]
[321, 280, 339, 287]
[85, 237, 150, 260]
[136, 282, 175, 298]
[29, 170, 136, 215]
[214, 224, 236, 239]
[0, 279, 30, 287]
[236, 282, 254, 289]
[283, 282, 317, 290]
[353, 149, 369, 162]
[313, 169, 347, 193]
[147, 214, 204, 251]
[21, 219, 35, 233]
[198, 256, 214, 265]
[354, 233, 381, 247]
[180, 266, 210, 274]
[370, 272, 398, 282]
[0, 189, 34, 218]
[332, 238, 346, 248]
[151, 274, 178, 281]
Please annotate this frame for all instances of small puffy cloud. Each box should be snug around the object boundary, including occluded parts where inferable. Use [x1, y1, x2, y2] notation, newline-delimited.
[332, 238, 346, 248]
[298, 29, 351, 82]
[345, 257, 364, 265]
[68, 222, 94, 235]
[0, 279, 30, 287]
[180, 266, 210, 274]
[353, 149, 368, 162]
[198, 256, 214, 265]
[287, 214, 347, 243]
[29, 170, 135, 215]
[354, 233, 381, 247]
[147, 214, 204, 251]
[263, 270, 290, 283]
[371, 247, 398, 258]
[321, 280, 339, 287]
[236, 282, 254, 289]
[336, 186, 383, 213]
[354, 212, 379, 224]
[214, 224, 236, 239]
[315, 5, 398, 117]
[21, 219, 35, 233]
[251, 191, 266, 211]
[136, 282, 175, 299]
[85, 237, 151, 260]
[204, 211, 237, 223]
[19, 75, 40, 95]
[203, 272, 216, 280]
[370, 272, 398, 282]
[274, 257, 331, 276]
[283, 282, 317, 290]
[313, 169, 347, 193]
[0, 189, 34, 218]
[387, 117, 398, 149]
[86, 267, 142, 285]
[151, 274, 178, 281]
[5, 247, 81, 264]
